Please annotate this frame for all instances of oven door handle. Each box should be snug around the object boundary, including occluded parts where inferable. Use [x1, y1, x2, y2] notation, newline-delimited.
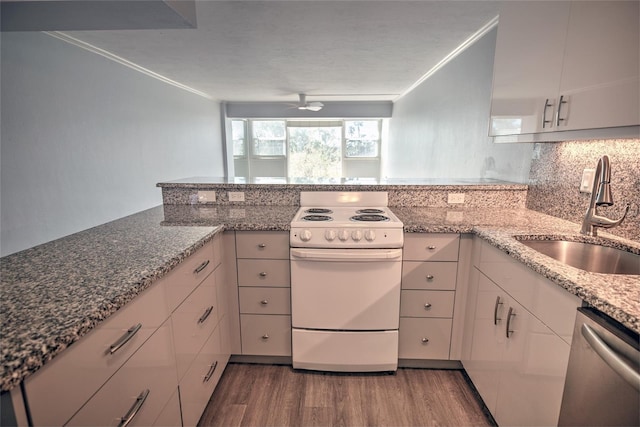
[290, 248, 403, 261]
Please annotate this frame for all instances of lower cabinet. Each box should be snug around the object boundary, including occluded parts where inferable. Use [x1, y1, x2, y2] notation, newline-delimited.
[22, 234, 230, 427]
[66, 321, 178, 426]
[462, 238, 581, 426]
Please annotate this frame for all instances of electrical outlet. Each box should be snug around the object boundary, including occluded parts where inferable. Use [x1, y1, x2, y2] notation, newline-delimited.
[197, 190, 216, 203]
[447, 193, 465, 204]
[228, 191, 245, 202]
[580, 168, 595, 193]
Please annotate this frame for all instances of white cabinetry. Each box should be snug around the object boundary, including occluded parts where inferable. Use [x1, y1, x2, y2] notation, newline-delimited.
[462, 238, 581, 426]
[399, 233, 459, 360]
[236, 231, 292, 356]
[489, 0, 639, 138]
[24, 234, 229, 427]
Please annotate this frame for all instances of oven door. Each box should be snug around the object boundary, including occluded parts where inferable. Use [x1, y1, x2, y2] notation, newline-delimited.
[290, 248, 402, 330]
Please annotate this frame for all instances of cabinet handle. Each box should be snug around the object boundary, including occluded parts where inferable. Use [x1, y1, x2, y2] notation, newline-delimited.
[542, 98, 553, 128]
[260, 299, 269, 305]
[117, 389, 149, 427]
[426, 274, 434, 281]
[203, 360, 218, 383]
[109, 323, 142, 355]
[493, 297, 503, 325]
[194, 259, 210, 274]
[427, 245, 436, 250]
[421, 337, 429, 344]
[259, 271, 268, 277]
[555, 95, 567, 126]
[424, 302, 432, 309]
[506, 307, 516, 338]
[261, 334, 270, 340]
[197, 306, 214, 324]
[258, 243, 267, 249]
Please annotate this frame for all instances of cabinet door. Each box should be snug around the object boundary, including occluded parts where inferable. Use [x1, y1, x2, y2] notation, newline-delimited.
[172, 270, 220, 380]
[557, 1, 640, 131]
[464, 272, 507, 415]
[66, 322, 178, 427]
[494, 298, 571, 427]
[489, 1, 570, 136]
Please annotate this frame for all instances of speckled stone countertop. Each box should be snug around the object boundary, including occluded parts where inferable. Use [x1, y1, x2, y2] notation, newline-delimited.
[0, 207, 221, 392]
[2, 204, 638, 393]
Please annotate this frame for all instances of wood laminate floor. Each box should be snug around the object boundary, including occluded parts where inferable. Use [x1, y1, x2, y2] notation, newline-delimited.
[197, 363, 495, 427]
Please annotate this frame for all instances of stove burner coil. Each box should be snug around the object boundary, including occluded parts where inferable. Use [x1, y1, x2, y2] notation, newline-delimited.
[305, 208, 333, 214]
[350, 214, 390, 222]
[302, 215, 333, 222]
[356, 208, 384, 214]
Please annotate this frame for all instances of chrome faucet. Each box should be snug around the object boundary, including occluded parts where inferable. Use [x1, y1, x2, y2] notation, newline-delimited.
[580, 155, 629, 236]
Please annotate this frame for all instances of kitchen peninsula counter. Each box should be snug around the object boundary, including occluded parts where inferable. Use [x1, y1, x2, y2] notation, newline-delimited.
[2, 203, 638, 393]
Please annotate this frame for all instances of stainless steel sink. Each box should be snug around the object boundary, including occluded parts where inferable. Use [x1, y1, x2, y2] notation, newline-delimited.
[517, 238, 640, 275]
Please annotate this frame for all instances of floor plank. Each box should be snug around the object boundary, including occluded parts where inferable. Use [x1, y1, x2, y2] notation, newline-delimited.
[198, 363, 495, 427]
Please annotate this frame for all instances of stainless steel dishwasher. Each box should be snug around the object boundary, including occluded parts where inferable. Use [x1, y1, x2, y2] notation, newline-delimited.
[558, 307, 639, 426]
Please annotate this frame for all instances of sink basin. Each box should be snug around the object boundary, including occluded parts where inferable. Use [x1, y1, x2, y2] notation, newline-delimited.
[517, 238, 640, 275]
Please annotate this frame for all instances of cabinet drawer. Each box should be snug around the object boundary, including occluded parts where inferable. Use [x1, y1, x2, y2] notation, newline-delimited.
[237, 259, 290, 287]
[400, 290, 455, 318]
[164, 240, 218, 311]
[66, 322, 178, 426]
[236, 231, 289, 259]
[402, 261, 457, 290]
[26, 282, 170, 427]
[179, 325, 228, 427]
[398, 318, 452, 360]
[403, 233, 460, 261]
[240, 314, 292, 356]
[172, 271, 220, 380]
[153, 389, 182, 427]
[239, 287, 291, 315]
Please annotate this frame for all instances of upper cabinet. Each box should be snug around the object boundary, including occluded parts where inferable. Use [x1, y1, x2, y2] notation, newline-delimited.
[489, 1, 640, 139]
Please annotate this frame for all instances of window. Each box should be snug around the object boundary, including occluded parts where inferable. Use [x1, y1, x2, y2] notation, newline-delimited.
[230, 119, 383, 179]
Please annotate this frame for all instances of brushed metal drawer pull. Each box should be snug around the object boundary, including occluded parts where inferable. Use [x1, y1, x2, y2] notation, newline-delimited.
[258, 243, 267, 249]
[493, 296, 503, 325]
[542, 98, 553, 128]
[117, 389, 149, 427]
[424, 303, 432, 309]
[427, 245, 437, 250]
[426, 274, 434, 281]
[194, 259, 210, 274]
[260, 299, 269, 305]
[197, 306, 214, 324]
[259, 272, 268, 277]
[506, 307, 516, 338]
[421, 337, 429, 344]
[262, 334, 270, 340]
[203, 360, 218, 383]
[555, 94, 568, 126]
[109, 323, 142, 355]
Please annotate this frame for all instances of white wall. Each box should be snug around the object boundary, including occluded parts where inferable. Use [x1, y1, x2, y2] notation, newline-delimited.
[386, 28, 533, 182]
[1, 32, 223, 256]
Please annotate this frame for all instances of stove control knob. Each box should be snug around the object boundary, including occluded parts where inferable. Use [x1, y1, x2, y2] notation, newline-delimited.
[365, 230, 376, 241]
[299, 229, 313, 242]
[325, 230, 337, 241]
[338, 229, 350, 241]
[351, 230, 363, 241]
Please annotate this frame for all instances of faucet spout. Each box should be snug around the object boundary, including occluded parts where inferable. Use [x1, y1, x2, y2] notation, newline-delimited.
[580, 155, 628, 236]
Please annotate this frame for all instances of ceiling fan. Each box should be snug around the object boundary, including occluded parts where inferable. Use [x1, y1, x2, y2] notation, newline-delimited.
[292, 93, 324, 111]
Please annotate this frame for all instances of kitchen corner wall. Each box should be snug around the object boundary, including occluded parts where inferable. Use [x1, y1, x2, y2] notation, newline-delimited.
[1, 32, 224, 256]
[527, 139, 640, 242]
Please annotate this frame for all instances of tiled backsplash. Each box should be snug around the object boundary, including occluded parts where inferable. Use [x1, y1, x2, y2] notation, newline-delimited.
[527, 138, 640, 241]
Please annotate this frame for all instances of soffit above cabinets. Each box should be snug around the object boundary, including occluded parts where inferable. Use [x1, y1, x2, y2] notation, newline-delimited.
[0, 0, 197, 31]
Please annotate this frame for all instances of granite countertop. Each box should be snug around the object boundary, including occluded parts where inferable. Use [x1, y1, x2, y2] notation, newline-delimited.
[0, 207, 221, 392]
[1, 203, 638, 392]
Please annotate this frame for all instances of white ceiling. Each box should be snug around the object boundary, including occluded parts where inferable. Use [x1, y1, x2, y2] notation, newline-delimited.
[64, 0, 500, 103]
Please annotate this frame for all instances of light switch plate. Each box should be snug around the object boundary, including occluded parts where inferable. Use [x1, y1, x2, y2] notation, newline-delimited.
[197, 190, 216, 203]
[447, 193, 465, 204]
[228, 191, 245, 202]
[580, 168, 595, 193]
